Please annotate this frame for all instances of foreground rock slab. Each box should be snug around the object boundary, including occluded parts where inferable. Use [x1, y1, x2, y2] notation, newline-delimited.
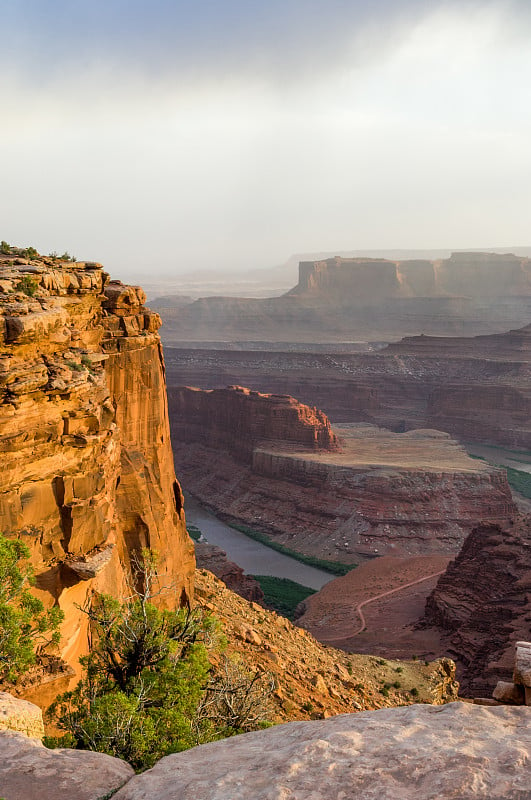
[0, 730, 134, 800]
[115, 702, 531, 800]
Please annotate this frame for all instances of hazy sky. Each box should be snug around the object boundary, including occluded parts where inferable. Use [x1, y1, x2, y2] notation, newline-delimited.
[2, 0, 531, 281]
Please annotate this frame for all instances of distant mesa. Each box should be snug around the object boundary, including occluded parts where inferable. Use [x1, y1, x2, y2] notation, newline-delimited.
[158, 252, 531, 343]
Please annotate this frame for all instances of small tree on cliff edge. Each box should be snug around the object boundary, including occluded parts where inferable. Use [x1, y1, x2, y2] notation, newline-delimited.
[0, 534, 63, 683]
[48, 550, 274, 771]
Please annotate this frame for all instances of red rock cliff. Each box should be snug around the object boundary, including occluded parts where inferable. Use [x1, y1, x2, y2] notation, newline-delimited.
[423, 516, 531, 695]
[0, 255, 194, 681]
[169, 385, 338, 461]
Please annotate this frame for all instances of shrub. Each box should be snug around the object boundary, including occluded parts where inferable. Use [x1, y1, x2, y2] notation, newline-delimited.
[0, 534, 63, 682]
[15, 275, 39, 297]
[0, 241, 11, 254]
[48, 551, 272, 771]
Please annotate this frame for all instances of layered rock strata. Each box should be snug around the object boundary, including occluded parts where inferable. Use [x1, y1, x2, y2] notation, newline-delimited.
[171, 387, 514, 560]
[0, 255, 194, 688]
[165, 320, 531, 450]
[423, 516, 531, 695]
[170, 385, 338, 460]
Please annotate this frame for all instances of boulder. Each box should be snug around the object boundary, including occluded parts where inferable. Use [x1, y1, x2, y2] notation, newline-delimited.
[0, 692, 44, 739]
[0, 730, 133, 800]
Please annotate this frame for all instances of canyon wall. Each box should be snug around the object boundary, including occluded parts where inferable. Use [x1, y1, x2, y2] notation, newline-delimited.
[165, 321, 531, 450]
[170, 387, 515, 561]
[0, 255, 194, 684]
[169, 385, 337, 460]
[423, 516, 531, 696]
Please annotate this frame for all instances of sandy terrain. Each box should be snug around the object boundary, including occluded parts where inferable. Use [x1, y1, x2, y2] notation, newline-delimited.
[297, 555, 452, 660]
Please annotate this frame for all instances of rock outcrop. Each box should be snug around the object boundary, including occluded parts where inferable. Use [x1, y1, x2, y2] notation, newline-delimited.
[170, 385, 338, 460]
[493, 641, 531, 705]
[113, 702, 531, 800]
[0, 729, 134, 800]
[158, 252, 531, 344]
[423, 516, 531, 696]
[194, 542, 265, 603]
[0, 254, 195, 692]
[0, 692, 44, 739]
[170, 387, 514, 560]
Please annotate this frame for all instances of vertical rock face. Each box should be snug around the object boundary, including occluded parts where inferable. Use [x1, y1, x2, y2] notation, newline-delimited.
[169, 385, 338, 461]
[423, 516, 531, 695]
[0, 256, 194, 680]
[102, 282, 195, 605]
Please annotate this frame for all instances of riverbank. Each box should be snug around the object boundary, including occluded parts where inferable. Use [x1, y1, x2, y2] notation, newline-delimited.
[184, 496, 336, 591]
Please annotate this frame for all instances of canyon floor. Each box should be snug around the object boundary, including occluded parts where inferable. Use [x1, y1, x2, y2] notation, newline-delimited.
[297, 555, 452, 661]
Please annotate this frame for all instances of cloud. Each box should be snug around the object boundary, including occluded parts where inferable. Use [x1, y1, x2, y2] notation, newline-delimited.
[3, 0, 516, 87]
[1, 0, 531, 279]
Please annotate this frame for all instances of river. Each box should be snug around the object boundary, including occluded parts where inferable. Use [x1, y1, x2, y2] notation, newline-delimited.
[465, 443, 531, 474]
[184, 496, 334, 590]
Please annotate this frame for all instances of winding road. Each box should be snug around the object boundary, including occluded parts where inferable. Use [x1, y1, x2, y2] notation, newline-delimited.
[338, 569, 447, 640]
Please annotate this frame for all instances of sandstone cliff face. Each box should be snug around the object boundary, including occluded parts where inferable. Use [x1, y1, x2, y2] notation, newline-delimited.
[0, 255, 194, 684]
[423, 516, 531, 695]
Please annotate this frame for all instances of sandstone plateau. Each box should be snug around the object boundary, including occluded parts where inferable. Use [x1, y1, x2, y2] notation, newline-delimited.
[0, 253, 195, 698]
[170, 386, 515, 561]
[158, 252, 531, 344]
[165, 320, 531, 451]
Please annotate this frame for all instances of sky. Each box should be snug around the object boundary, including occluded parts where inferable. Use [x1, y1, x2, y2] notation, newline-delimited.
[1, 0, 531, 282]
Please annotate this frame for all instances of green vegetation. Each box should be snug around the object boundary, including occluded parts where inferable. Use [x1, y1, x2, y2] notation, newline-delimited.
[0, 241, 11, 254]
[227, 522, 354, 576]
[66, 360, 85, 372]
[251, 575, 316, 620]
[466, 445, 531, 498]
[0, 533, 63, 683]
[47, 551, 273, 771]
[14, 274, 39, 297]
[503, 466, 531, 500]
[186, 524, 202, 542]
